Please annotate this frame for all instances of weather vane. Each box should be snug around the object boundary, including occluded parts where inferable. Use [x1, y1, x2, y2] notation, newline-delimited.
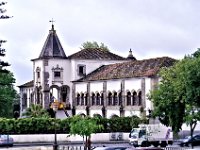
[49, 18, 55, 30]
[49, 18, 55, 25]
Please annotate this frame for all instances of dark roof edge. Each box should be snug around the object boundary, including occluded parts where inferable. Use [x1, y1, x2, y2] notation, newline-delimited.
[31, 57, 68, 61]
[18, 80, 34, 88]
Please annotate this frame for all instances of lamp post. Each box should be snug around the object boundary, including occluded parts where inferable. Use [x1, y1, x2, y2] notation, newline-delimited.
[52, 100, 59, 150]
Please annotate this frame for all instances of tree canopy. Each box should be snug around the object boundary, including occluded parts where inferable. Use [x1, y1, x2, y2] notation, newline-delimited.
[80, 41, 109, 51]
[0, 1, 17, 118]
[149, 51, 200, 138]
[0, 71, 17, 118]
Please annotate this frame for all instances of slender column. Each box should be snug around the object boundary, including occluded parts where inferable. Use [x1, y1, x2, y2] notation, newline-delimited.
[72, 84, 76, 106]
[102, 81, 107, 117]
[141, 78, 146, 108]
[120, 80, 125, 117]
[121, 80, 125, 107]
[86, 82, 90, 116]
[87, 82, 91, 106]
[103, 81, 107, 106]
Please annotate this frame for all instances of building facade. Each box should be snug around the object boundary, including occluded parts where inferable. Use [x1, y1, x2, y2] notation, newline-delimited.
[18, 25, 175, 118]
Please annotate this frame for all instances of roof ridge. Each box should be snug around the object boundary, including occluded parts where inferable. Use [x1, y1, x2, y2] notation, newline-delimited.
[68, 48, 126, 60]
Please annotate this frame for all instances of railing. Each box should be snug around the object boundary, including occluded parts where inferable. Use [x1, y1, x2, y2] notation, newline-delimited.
[58, 146, 193, 150]
[164, 148, 192, 150]
[58, 146, 85, 150]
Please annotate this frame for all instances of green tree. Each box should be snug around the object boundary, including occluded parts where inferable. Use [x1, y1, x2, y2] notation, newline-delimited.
[149, 52, 200, 141]
[0, 72, 17, 118]
[0, 2, 12, 72]
[69, 116, 103, 150]
[22, 104, 50, 118]
[0, 2, 17, 118]
[80, 41, 109, 51]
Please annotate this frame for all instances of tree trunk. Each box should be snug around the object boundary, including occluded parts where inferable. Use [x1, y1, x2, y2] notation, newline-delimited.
[85, 136, 88, 150]
[190, 121, 197, 149]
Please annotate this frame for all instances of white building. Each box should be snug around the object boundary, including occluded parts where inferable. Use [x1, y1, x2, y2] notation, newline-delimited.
[18, 25, 175, 118]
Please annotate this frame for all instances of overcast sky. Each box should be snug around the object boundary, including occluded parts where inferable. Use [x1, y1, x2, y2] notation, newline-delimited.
[1, 0, 200, 88]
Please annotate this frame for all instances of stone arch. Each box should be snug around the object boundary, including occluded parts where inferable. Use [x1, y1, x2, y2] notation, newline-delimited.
[107, 91, 112, 105]
[100, 91, 104, 106]
[49, 85, 60, 101]
[60, 85, 70, 103]
[132, 90, 137, 106]
[91, 92, 95, 105]
[96, 92, 100, 105]
[113, 91, 118, 106]
[84, 92, 88, 106]
[117, 90, 122, 106]
[76, 92, 81, 105]
[138, 90, 142, 106]
[126, 90, 131, 106]
[80, 92, 85, 105]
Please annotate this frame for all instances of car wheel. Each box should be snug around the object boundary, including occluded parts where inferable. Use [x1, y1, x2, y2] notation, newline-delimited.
[188, 143, 192, 147]
[141, 141, 149, 147]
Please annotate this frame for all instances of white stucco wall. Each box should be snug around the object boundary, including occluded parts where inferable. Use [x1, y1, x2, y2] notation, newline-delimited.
[107, 110, 120, 118]
[145, 78, 152, 111]
[90, 109, 102, 116]
[11, 133, 130, 143]
[33, 60, 43, 86]
[124, 78, 142, 92]
[75, 83, 87, 93]
[107, 80, 121, 92]
[90, 82, 103, 93]
[124, 110, 140, 117]
[45, 59, 71, 86]
[76, 109, 86, 115]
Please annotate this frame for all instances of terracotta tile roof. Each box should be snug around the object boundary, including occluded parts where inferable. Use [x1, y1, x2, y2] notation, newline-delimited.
[18, 80, 34, 88]
[74, 57, 176, 82]
[68, 48, 127, 60]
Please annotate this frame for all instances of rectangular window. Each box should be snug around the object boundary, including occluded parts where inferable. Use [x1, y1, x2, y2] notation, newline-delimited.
[78, 64, 86, 76]
[54, 71, 61, 78]
[79, 66, 84, 74]
[37, 72, 40, 78]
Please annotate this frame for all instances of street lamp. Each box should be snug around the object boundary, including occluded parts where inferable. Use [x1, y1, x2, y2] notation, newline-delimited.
[52, 100, 59, 150]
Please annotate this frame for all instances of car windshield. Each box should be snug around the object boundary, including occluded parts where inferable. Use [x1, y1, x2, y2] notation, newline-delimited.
[184, 136, 191, 139]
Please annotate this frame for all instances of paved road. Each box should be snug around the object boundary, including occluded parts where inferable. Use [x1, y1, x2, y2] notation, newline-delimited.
[0, 142, 200, 150]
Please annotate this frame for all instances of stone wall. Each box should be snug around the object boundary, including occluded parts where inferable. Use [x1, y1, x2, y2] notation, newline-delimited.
[11, 133, 130, 143]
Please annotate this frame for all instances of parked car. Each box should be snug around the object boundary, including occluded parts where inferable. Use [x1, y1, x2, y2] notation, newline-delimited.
[93, 146, 132, 150]
[0, 135, 14, 147]
[93, 146, 163, 150]
[178, 134, 200, 147]
[133, 148, 164, 150]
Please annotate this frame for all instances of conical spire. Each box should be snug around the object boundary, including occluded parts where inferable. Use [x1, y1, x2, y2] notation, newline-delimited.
[38, 23, 67, 59]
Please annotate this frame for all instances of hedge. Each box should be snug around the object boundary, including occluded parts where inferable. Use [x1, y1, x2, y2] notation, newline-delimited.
[0, 116, 146, 134]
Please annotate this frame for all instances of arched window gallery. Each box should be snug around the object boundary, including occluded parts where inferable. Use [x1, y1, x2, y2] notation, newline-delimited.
[75, 90, 142, 106]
